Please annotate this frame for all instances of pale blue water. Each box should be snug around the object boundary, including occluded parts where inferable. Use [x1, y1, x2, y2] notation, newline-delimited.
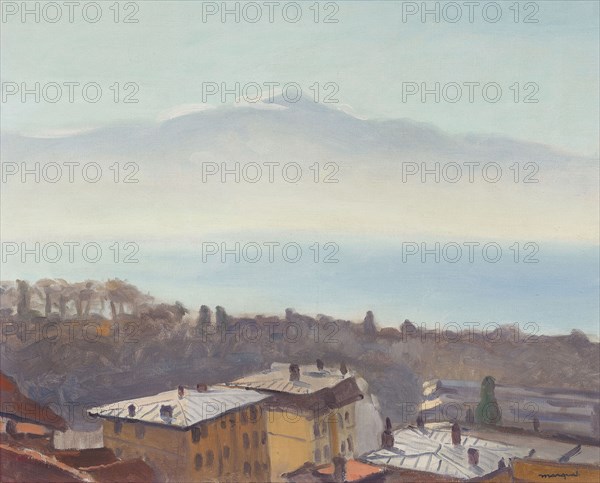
[3, 236, 598, 336]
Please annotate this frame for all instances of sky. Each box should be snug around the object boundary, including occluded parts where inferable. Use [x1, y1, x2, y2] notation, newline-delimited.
[1, 1, 599, 335]
[1, 0, 599, 155]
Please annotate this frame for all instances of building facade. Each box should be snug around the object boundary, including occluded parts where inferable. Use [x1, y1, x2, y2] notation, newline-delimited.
[89, 385, 270, 482]
[89, 362, 364, 482]
[225, 362, 363, 481]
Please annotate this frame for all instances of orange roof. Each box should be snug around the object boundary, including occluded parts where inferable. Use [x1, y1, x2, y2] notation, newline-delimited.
[0, 372, 68, 431]
[317, 459, 384, 482]
[85, 458, 155, 482]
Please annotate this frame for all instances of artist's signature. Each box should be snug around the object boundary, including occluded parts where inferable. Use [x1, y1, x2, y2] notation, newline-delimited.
[538, 470, 579, 479]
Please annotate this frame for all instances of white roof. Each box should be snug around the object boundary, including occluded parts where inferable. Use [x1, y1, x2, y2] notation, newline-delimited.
[362, 424, 532, 480]
[224, 362, 353, 395]
[88, 386, 268, 428]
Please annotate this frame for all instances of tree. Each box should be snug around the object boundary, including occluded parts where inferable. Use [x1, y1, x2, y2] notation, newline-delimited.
[475, 376, 501, 425]
[173, 302, 188, 323]
[363, 311, 377, 336]
[16, 280, 30, 316]
[36, 279, 58, 316]
[199, 305, 211, 325]
[216, 306, 228, 327]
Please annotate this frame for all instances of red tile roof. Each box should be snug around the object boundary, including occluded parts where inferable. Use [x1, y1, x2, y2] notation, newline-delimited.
[0, 372, 67, 431]
[85, 458, 155, 482]
[317, 459, 384, 482]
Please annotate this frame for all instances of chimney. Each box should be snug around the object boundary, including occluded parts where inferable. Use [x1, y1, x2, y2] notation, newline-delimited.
[289, 364, 300, 382]
[382, 416, 394, 449]
[417, 412, 425, 429]
[332, 456, 346, 483]
[340, 362, 348, 377]
[451, 422, 461, 445]
[385, 417, 392, 431]
[197, 383, 208, 392]
[316, 359, 324, 371]
[178, 385, 185, 399]
[468, 448, 479, 466]
[128, 404, 136, 417]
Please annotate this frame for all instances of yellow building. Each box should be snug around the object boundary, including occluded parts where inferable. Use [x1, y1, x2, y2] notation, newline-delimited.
[224, 362, 364, 482]
[89, 384, 271, 482]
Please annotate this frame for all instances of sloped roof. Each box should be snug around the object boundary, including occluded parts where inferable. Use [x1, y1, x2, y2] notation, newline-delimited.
[88, 385, 268, 428]
[224, 362, 353, 395]
[317, 459, 384, 482]
[263, 377, 363, 414]
[85, 458, 155, 482]
[362, 424, 532, 480]
[0, 372, 68, 431]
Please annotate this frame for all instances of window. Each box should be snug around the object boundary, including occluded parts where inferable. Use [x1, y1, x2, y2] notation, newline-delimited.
[337, 413, 344, 429]
[201, 423, 208, 438]
[220, 419, 226, 429]
[321, 420, 327, 434]
[114, 420, 122, 434]
[249, 405, 258, 422]
[223, 445, 230, 459]
[345, 411, 350, 424]
[314, 449, 322, 463]
[243, 433, 250, 449]
[341, 441, 346, 453]
[229, 413, 236, 428]
[243, 462, 251, 477]
[241, 409, 248, 424]
[254, 461, 261, 475]
[135, 423, 145, 439]
[195, 453, 203, 470]
[252, 431, 259, 448]
[261, 431, 267, 445]
[191, 427, 201, 443]
[323, 445, 330, 460]
[313, 422, 320, 437]
[347, 436, 354, 452]
[206, 450, 214, 467]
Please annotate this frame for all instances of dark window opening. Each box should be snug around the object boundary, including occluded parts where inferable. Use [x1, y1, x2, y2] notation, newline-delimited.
[315, 449, 322, 463]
